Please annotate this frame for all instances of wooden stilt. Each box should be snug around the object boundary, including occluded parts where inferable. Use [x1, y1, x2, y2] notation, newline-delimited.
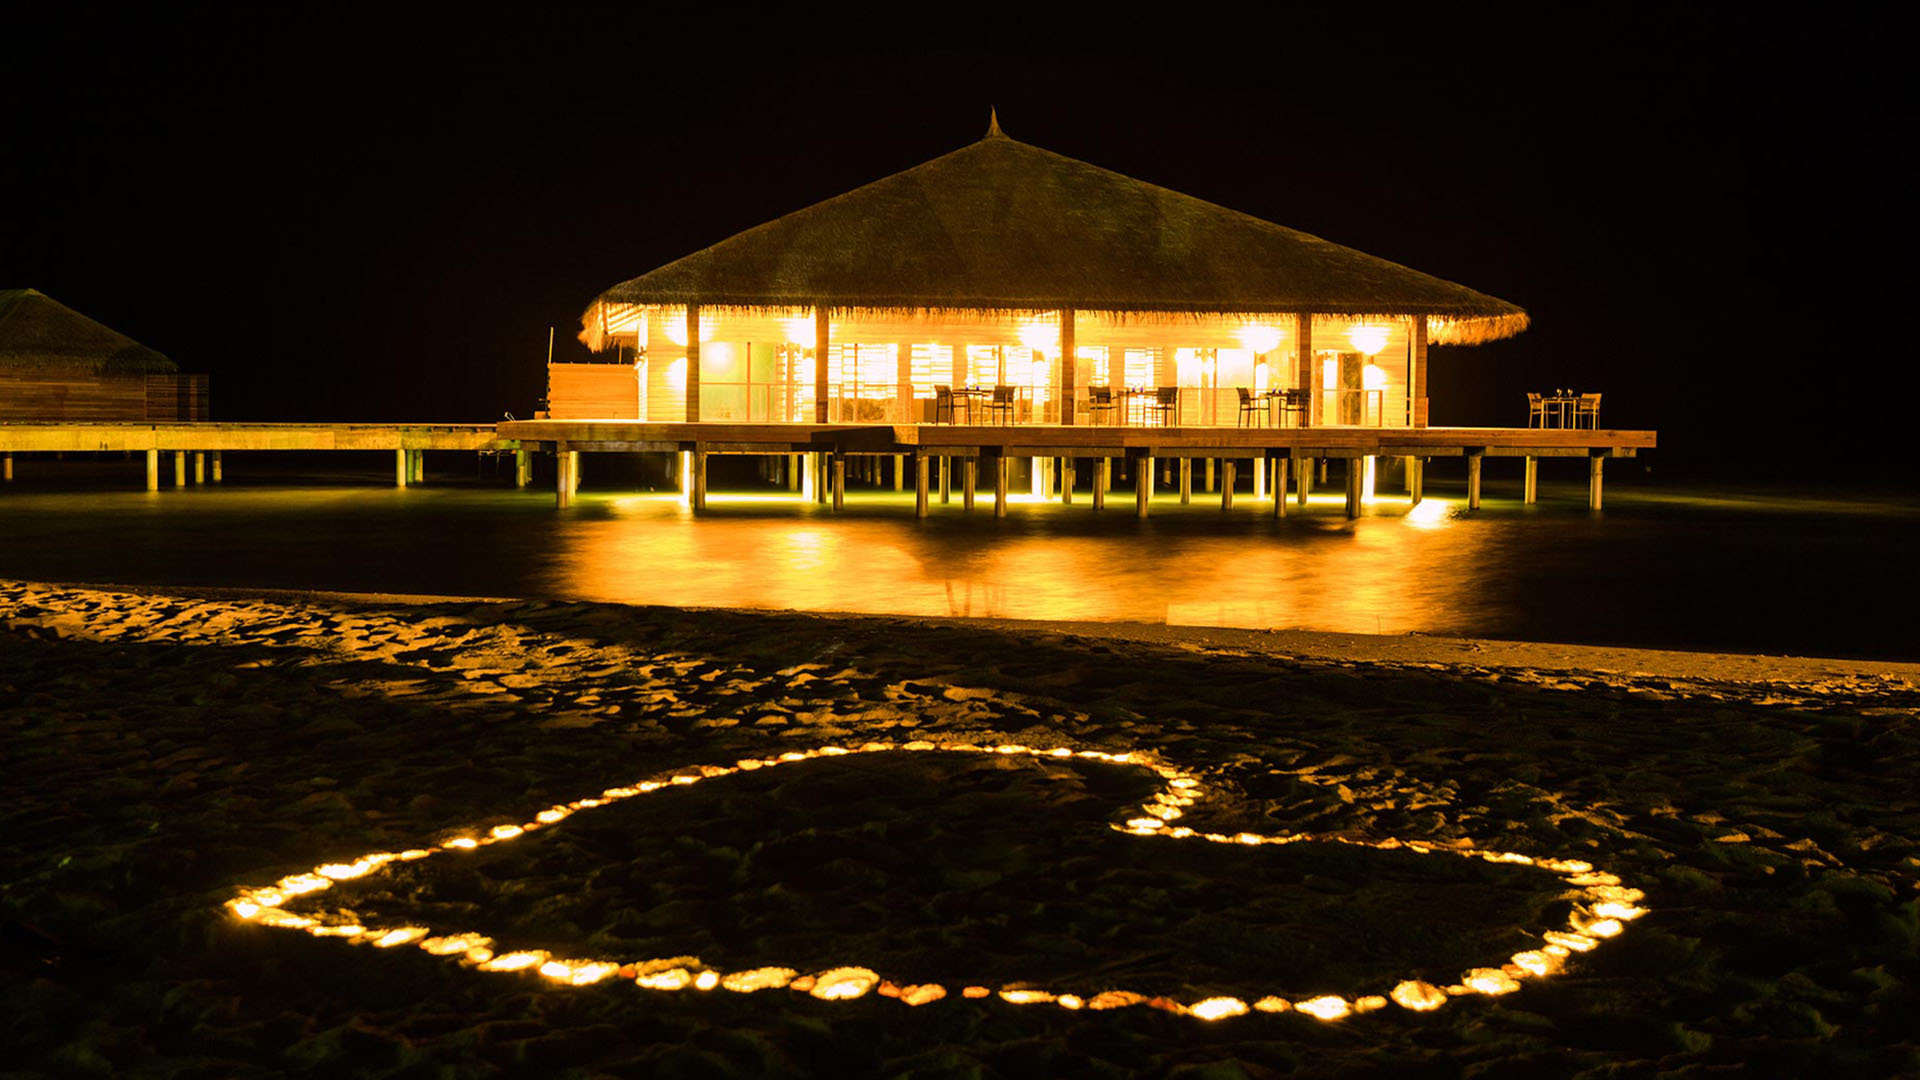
[993, 455, 1009, 518]
[1253, 453, 1266, 499]
[555, 447, 573, 508]
[1344, 459, 1362, 519]
[962, 457, 977, 511]
[568, 451, 581, 496]
[1467, 451, 1483, 510]
[1220, 460, 1235, 509]
[831, 453, 846, 510]
[1319, 459, 1329, 485]
[894, 454, 906, 491]
[192, 451, 204, 484]
[1060, 458, 1074, 504]
[1403, 455, 1416, 492]
[789, 453, 802, 491]
[1524, 456, 1538, 504]
[1296, 456, 1309, 507]
[1179, 458, 1192, 504]
[1093, 458, 1107, 510]
[1136, 454, 1153, 518]
[396, 448, 411, 488]
[1409, 457, 1424, 505]
[2, 452, 10, 482]
[173, 451, 187, 487]
[693, 449, 709, 512]
[146, 449, 160, 491]
[1272, 454, 1287, 518]
[1589, 454, 1604, 510]
[914, 452, 929, 517]
[212, 451, 223, 483]
[939, 456, 951, 503]
[1204, 457, 1215, 493]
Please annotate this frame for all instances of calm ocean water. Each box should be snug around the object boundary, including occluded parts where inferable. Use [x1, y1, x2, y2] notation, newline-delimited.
[2, 457, 1915, 661]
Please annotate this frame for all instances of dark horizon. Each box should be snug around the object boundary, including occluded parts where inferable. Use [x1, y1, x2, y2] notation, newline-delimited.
[5, 10, 1911, 482]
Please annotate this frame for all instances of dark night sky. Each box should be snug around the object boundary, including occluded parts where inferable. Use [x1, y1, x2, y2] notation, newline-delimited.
[4, 8, 1912, 481]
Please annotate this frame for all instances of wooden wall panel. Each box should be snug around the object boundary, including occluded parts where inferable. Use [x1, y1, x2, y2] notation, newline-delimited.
[146, 374, 209, 420]
[0, 375, 149, 420]
[548, 363, 640, 420]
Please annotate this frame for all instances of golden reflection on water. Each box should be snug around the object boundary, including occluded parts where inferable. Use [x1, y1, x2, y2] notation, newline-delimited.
[548, 492, 1510, 633]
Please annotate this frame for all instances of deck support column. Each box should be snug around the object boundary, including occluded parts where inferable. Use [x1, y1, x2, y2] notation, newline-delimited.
[514, 450, 530, 487]
[1253, 455, 1266, 500]
[191, 452, 205, 484]
[1524, 456, 1538, 504]
[1344, 458, 1362, 519]
[1467, 451, 1484, 510]
[1403, 455, 1417, 493]
[1205, 457, 1215, 493]
[1296, 456, 1310, 507]
[1409, 457, 1424, 505]
[692, 449, 709, 512]
[962, 457, 977, 511]
[1093, 458, 1107, 510]
[1272, 454, 1287, 518]
[1588, 454, 1604, 510]
[914, 452, 929, 517]
[788, 453, 802, 491]
[1220, 460, 1235, 510]
[939, 456, 950, 503]
[145, 449, 159, 491]
[831, 453, 846, 511]
[173, 451, 187, 487]
[1179, 458, 1192, 504]
[2, 452, 10, 482]
[555, 446, 573, 507]
[993, 455, 1009, 518]
[894, 454, 905, 492]
[1136, 454, 1153, 519]
[413, 450, 426, 485]
[1060, 458, 1074, 504]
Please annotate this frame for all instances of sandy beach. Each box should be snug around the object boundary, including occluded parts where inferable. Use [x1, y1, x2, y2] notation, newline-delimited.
[3, 578, 1916, 1077]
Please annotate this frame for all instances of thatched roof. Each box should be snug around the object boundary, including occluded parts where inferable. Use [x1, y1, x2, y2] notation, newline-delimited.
[0, 289, 175, 376]
[588, 121, 1527, 346]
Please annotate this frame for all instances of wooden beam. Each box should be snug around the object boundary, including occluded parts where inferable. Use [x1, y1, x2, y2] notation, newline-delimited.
[1059, 308, 1076, 425]
[1295, 312, 1315, 426]
[685, 303, 702, 423]
[1467, 451, 1484, 510]
[814, 307, 830, 423]
[1524, 456, 1538, 504]
[1410, 315, 1429, 427]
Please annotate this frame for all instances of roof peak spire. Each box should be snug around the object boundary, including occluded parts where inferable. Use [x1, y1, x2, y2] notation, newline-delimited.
[985, 107, 1004, 139]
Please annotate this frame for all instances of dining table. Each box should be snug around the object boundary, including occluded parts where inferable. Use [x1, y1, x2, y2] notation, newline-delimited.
[947, 386, 991, 423]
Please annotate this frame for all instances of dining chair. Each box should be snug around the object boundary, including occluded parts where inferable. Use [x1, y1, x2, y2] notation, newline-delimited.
[1527, 392, 1546, 428]
[1150, 386, 1178, 426]
[1087, 386, 1115, 425]
[1574, 392, 1601, 429]
[986, 385, 1016, 426]
[1236, 387, 1265, 427]
[934, 385, 955, 424]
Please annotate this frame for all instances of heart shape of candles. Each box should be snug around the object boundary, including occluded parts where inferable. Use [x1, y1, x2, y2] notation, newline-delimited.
[224, 741, 1646, 1020]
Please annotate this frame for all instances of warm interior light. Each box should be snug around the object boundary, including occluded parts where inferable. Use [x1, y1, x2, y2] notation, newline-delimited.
[225, 741, 1646, 1023]
[1236, 323, 1283, 355]
[1348, 325, 1390, 356]
[1017, 322, 1057, 354]
[783, 317, 817, 347]
[660, 308, 714, 348]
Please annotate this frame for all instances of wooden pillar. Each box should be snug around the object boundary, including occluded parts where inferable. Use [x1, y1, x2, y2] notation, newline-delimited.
[411, 450, 425, 484]
[993, 454, 1009, 518]
[1, 452, 10, 482]
[914, 452, 929, 517]
[1059, 308, 1077, 425]
[1253, 452, 1266, 500]
[814, 307, 831, 423]
[192, 451, 205, 484]
[831, 453, 846, 510]
[1402, 455, 1416, 492]
[939, 456, 951, 503]
[145, 449, 160, 491]
[1220, 460, 1235, 510]
[692, 449, 709, 512]
[1204, 457, 1215, 493]
[788, 453, 802, 491]
[1589, 454, 1604, 510]
[1294, 312, 1316, 426]
[1178, 458, 1192, 504]
[1319, 459, 1329, 485]
[213, 451, 226, 483]
[395, 448, 410, 487]
[1344, 459, 1362, 519]
[1060, 458, 1074, 504]
[1409, 457, 1424, 505]
[1297, 456, 1311, 507]
[962, 457, 977, 511]
[1467, 451, 1484, 510]
[173, 451, 187, 487]
[1093, 458, 1108, 510]
[1410, 315, 1429, 428]
[514, 450, 531, 487]
[894, 453, 905, 492]
[1524, 456, 1538, 504]
[555, 446, 573, 508]
[684, 302, 702, 422]
[1136, 454, 1153, 518]
[1272, 454, 1287, 518]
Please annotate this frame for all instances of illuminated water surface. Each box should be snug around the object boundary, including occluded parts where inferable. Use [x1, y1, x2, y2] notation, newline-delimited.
[1, 472, 1914, 659]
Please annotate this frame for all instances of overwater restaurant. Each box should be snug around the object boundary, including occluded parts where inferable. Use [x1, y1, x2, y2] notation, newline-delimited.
[562, 116, 1528, 432]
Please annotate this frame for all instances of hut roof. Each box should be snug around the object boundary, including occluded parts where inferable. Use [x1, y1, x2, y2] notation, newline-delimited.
[0, 289, 175, 376]
[588, 121, 1527, 346]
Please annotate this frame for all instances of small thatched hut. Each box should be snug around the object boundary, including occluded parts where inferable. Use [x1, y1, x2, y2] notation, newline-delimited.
[0, 289, 206, 420]
[569, 117, 1524, 427]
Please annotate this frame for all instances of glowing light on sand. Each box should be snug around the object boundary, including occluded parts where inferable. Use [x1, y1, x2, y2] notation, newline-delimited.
[224, 741, 1649, 1022]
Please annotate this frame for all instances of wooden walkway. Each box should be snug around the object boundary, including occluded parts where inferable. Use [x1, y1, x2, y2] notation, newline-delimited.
[0, 419, 1654, 515]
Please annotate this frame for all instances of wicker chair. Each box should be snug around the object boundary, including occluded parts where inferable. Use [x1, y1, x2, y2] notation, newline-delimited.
[1148, 386, 1178, 426]
[1527, 392, 1546, 428]
[1236, 387, 1265, 427]
[1087, 386, 1116, 425]
[934, 385, 955, 424]
[1574, 392, 1602, 429]
[985, 385, 1016, 425]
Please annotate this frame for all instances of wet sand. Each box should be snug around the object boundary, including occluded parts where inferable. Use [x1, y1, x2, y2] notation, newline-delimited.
[3, 579, 1916, 1077]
